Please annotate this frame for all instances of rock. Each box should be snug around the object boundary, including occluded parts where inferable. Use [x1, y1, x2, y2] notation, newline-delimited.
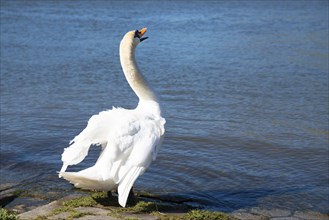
[231, 210, 266, 220]
[17, 200, 60, 220]
[5, 196, 48, 213]
[250, 207, 291, 217]
[76, 216, 119, 220]
[120, 212, 159, 220]
[74, 206, 112, 216]
[271, 217, 301, 220]
[0, 183, 17, 207]
[0, 194, 17, 208]
[48, 211, 71, 220]
[13, 193, 329, 220]
[0, 183, 17, 192]
[16, 194, 86, 219]
[293, 211, 329, 220]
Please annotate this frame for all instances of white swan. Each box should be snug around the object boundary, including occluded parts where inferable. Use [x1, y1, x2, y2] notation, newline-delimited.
[58, 28, 165, 207]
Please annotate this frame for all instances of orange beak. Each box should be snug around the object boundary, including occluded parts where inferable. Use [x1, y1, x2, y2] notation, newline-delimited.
[138, 27, 148, 42]
[138, 27, 147, 38]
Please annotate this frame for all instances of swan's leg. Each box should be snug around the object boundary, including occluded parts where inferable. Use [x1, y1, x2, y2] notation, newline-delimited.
[109, 188, 135, 206]
[126, 187, 136, 207]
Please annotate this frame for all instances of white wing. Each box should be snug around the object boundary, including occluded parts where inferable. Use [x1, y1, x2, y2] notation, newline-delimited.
[60, 107, 129, 173]
[116, 116, 165, 207]
[59, 106, 165, 207]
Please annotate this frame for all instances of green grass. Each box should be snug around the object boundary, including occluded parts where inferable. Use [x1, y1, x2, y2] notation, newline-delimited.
[33, 216, 48, 220]
[0, 208, 17, 220]
[49, 192, 116, 219]
[186, 209, 236, 220]
[89, 191, 119, 206]
[117, 201, 236, 220]
[50, 207, 95, 220]
[122, 201, 158, 213]
[9, 191, 236, 220]
[62, 195, 97, 208]
[50, 195, 98, 219]
[70, 210, 94, 218]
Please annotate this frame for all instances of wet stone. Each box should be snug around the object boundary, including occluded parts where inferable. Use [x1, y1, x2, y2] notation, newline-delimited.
[48, 211, 71, 220]
[293, 211, 329, 220]
[231, 211, 266, 220]
[17, 200, 60, 220]
[76, 215, 120, 220]
[271, 217, 302, 220]
[120, 212, 159, 220]
[5, 196, 48, 213]
[0, 183, 17, 207]
[250, 207, 291, 217]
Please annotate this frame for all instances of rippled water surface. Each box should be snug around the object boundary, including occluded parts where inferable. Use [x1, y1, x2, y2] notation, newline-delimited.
[1, 0, 328, 212]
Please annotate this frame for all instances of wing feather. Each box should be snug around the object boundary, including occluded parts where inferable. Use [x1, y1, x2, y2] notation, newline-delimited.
[61, 108, 130, 171]
[59, 106, 166, 207]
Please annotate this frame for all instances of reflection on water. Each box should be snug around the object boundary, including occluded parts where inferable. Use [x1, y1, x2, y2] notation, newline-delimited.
[1, 0, 328, 213]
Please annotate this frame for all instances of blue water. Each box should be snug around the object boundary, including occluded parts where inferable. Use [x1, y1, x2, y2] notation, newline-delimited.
[1, 0, 328, 213]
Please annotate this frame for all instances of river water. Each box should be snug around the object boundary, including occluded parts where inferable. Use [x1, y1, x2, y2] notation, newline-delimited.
[1, 0, 328, 213]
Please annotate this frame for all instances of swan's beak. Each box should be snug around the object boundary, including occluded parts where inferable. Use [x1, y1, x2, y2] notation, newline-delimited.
[138, 27, 148, 42]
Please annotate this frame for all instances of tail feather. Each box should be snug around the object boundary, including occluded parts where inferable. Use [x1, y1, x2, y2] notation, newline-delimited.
[118, 166, 145, 207]
[61, 141, 91, 168]
[59, 163, 68, 177]
[59, 170, 116, 191]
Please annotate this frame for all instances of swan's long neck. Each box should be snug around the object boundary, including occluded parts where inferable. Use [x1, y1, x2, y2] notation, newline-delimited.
[120, 39, 161, 114]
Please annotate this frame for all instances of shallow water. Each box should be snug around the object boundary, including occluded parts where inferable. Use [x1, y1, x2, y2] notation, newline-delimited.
[1, 0, 328, 213]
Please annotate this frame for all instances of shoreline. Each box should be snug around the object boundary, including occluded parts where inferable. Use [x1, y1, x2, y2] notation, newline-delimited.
[1, 185, 328, 220]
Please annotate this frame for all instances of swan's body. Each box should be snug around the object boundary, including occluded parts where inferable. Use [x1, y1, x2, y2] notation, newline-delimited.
[59, 28, 165, 207]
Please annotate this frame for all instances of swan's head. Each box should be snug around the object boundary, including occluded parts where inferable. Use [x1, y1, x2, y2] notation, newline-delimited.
[121, 27, 148, 48]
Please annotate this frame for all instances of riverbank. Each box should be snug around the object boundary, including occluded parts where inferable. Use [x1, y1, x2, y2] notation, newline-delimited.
[1, 190, 233, 220]
[1, 185, 328, 220]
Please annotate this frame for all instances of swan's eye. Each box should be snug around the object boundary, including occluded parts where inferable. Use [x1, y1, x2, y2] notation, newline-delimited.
[133, 28, 148, 42]
[134, 30, 141, 38]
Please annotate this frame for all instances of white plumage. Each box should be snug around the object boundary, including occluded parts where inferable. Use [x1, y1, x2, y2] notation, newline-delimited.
[59, 28, 165, 207]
